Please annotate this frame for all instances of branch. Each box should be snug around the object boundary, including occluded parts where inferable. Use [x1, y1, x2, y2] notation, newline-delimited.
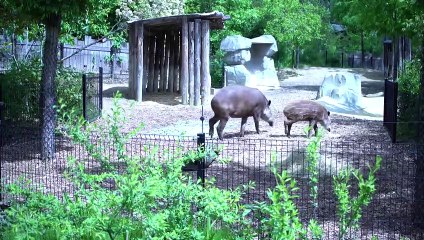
[58, 22, 126, 63]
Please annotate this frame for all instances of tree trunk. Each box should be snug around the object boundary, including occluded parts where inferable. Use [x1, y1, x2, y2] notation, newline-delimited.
[296, 47, 300, 69]
[361, 31, 365, 68]
[40, 14, 61, 161]
[414, 32, 424, 229]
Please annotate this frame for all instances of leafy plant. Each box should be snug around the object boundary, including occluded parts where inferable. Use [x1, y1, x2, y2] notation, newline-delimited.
[305, 127, 324, 239]
[333, 156, 382, 240]
[2, 92, 253, 240]
[0, 59, 83, 123]
[397, 58, 421, 140]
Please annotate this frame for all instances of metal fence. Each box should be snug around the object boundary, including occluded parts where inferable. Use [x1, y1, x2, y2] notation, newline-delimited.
[83, 67, 103, 122]
[0, 35, 129, 77]
[1, 130, 423, 239]
[383, 79, 398, 143]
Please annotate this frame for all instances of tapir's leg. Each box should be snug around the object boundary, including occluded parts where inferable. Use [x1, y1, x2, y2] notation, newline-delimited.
[240, 117, 248, 137]
[284, 121, 288, 136]
[308, 120, 317, 138]
[209, 115, 219, 138]
[314, 123, 318, 136]
[253, 115, 260, 134]
[217, 117, 229, 140]
[287, 123, 292, 137]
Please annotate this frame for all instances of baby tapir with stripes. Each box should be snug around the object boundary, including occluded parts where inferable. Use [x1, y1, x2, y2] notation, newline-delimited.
[209, 85, 274, 140]
[283, 100, 331, 138]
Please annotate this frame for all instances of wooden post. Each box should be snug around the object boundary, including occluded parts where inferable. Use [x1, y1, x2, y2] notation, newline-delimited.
[161, 33, 169, 92]
[135, 23, 144, 101]
[142, 29, 149, 93]
[168, 32, 175, 93]
[154, 33, 163, 93]
[188, 22, 195, 106]
[147, 36, 156, 92]
[194, 19, 201, 106]
[181, 17, 189, 104]
[201, 20, 211, 105]
[173, 31, 180, 93]
[128, 23, 135, 98]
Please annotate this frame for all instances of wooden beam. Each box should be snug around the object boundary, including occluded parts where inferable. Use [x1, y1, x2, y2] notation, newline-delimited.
[168, 32, 175, 93]
[174, 31, 180, 93]
[181, 17, 189, 104]
[128, 23, 135, 98]
[201, 20, 211, 105]
[153, 34, 162, 93]
[135, 22, 144, 101]
[194, 19, 201, 106]
[188, 21, 195, 106]
[161, 33, 169, 92]
[147, 36, 156, 92]
[142, 28, 149, 93]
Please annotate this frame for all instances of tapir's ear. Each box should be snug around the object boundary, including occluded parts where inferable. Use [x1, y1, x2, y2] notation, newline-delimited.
[328, 111, 330, 116]
[268, 100, 271, 106]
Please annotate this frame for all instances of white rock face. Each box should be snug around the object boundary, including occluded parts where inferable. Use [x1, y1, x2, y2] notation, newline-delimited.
[221, 34, 280, 89]
[224, 65, 255, 87]
[317, 73, 364, 109]
[223, 49, 251, 65]
[220, 35, 252, 52]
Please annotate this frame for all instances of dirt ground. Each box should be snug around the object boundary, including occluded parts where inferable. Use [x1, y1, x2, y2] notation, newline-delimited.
[100, 67, 390, 143]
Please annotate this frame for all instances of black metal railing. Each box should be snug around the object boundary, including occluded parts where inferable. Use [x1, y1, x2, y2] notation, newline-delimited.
[1, 133, 424, 239]
[383, 79, 398, 143]
[83, 67, 103, 122]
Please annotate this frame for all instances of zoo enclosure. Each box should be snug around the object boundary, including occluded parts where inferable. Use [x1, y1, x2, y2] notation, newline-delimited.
[1, 131, 424, 239]
[83, 67, 103, 122]
[0, 34, 128, 77]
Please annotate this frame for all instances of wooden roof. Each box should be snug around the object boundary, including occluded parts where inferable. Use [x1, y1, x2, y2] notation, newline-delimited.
[128, 11, 230, 30]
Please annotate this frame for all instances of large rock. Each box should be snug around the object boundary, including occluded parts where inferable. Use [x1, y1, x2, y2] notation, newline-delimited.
[224, 65, 255, 87]
[317, 73, 364, 109]
[223, 49, 251, 65]
[220, 34, 280, 90]
[220, 35, 252, 52]
[251, 35, 278, 57]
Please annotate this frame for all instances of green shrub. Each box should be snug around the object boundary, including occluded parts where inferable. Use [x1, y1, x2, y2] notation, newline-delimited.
[210, 50, 225, 88]
[397, 59, 421, 139]
[2, 93, 254, 240]
[334, 156, 382, 240]
[0, 59, 83, 123]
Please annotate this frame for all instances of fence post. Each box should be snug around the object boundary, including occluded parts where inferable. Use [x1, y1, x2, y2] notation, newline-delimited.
[0, 100, 3, 204]
[197, 133, 206, 187]
[82, 73, 87, 120]
[99, 67, 103, 113]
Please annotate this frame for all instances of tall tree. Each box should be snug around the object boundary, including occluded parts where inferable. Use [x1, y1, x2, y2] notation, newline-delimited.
[262, 0, 325, 68]
[0, 0, 120, 160]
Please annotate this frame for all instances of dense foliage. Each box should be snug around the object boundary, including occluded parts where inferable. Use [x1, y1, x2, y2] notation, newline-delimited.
[1, 100, 383, 239]
[0, 59, 83, 122]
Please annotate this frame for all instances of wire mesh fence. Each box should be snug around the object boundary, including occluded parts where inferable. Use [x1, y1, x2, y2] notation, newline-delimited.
[1, 130, 423, 239]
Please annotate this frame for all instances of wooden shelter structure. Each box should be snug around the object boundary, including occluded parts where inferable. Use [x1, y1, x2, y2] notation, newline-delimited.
[128, 11, 230, 105]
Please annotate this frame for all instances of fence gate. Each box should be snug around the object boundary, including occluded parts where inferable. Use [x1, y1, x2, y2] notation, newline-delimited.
[383, 79, 398, 143]
[83, 67, 103, 122]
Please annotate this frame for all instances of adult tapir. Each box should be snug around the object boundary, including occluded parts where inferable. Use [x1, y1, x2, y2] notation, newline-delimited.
[283, 99, 331, 138]
[209, 85, 274, 140]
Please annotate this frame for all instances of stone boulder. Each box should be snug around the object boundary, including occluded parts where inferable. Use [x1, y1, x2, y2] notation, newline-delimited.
[220, 35, 252, 52]
[220, 34, 280, 89]
[317, 72, 364, 109]
[251, 35, 278, 57]
[224, 65, 255, 87]
[223, 49, 251, 65]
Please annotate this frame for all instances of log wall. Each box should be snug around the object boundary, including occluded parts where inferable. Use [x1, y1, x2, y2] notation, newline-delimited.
[128, 19, 212, 106]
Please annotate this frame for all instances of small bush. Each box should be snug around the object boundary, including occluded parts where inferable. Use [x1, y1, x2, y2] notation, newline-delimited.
[397, 59, 421, 140]
[0, 59, 83, 123]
